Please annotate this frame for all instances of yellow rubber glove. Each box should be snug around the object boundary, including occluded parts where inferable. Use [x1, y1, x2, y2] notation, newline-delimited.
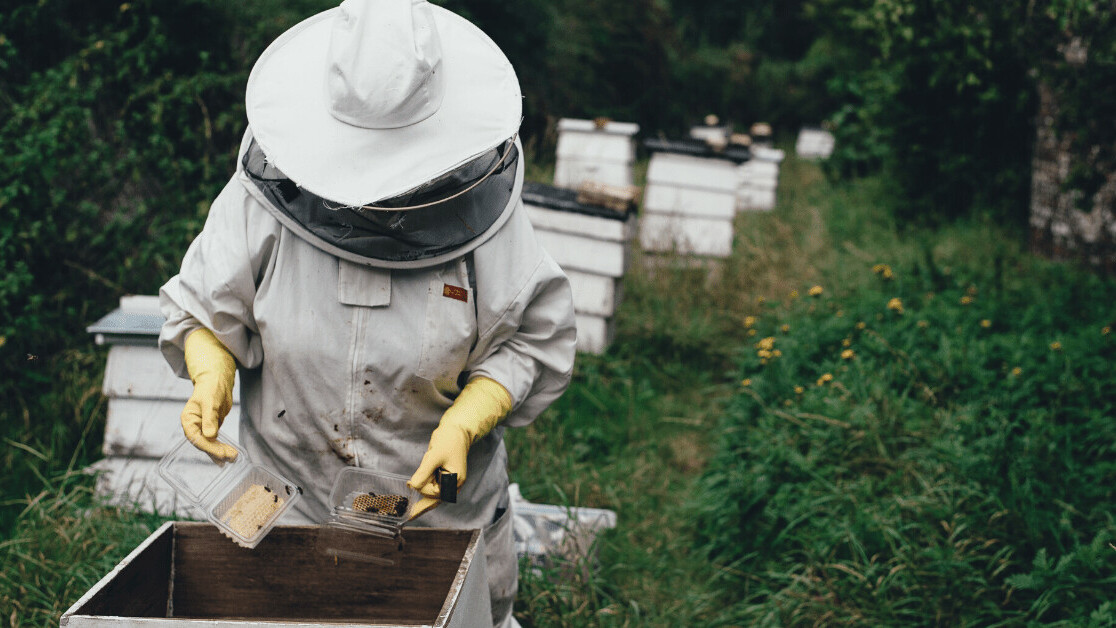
[182, 328, 239, 462]
[407, 376, 512, 520]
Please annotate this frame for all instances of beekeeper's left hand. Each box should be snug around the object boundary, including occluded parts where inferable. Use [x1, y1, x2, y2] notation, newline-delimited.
[408, 376, 512, 506]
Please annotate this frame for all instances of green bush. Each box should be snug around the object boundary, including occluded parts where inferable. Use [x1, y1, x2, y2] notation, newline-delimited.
[816, 0, 1116, 226]
[694, 253, 1116, 624]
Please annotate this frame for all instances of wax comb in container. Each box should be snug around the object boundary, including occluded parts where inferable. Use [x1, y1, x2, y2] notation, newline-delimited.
[158, 436, 302, 549]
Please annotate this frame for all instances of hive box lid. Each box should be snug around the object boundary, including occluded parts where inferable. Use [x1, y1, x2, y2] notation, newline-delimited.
[643, 137, 750, 164]
[60, 522, 490, 627]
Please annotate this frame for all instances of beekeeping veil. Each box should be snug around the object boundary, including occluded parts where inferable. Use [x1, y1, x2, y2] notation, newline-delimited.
[241, 0, 523, 269]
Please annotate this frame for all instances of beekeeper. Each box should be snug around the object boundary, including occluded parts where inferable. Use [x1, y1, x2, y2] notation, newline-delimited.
[157, 0, 576, 625]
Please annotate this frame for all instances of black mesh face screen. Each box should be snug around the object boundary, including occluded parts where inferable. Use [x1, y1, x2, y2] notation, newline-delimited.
[243, 138, 518, 263]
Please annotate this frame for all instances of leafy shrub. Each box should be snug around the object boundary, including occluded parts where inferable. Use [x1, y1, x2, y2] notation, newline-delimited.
[694, 253, 1116, 624]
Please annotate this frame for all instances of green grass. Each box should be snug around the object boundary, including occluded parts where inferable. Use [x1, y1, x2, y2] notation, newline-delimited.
[3, 153, 1114, 626]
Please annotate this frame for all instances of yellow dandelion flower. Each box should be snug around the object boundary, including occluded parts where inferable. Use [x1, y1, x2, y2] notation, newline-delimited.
[94, 40, 105, 50]
[1103, 326, 1111, 336]
[881, 267, 894, 279]
[917, 320, 929, 329]
[836, 310, 844, 318]
[120, 3, 132, 11]
[1010, 367, 1022, 377]
[0, 336, 5, 350]
[887, 298, 904, 314]
[748, 329, 757, 337]
[784, 399, 794, 407]
[789, 290, 800, 299]
[872, 264, 886, 274]
[856, 321, 867, 330]
[980, 319, 992, 329]
[741, 378, 751, 387]
[816, 373, 834, 386]
[1050, 341, 1063, 351]
[757, 336, 776, 351]
[780, 324, 790, 333]
[794, 386, 805, 394]
[842, 338, 852, 347]
[809, 285, 824, 297]
[773, 349, 783, 357]
[841, 349, 855, 360]
[760, 358, 768, 366]
[744, 315, 757, 328]
[960, 295, 974, 305]
[757, 296, 766, 305]
[757, 349, 772, 359]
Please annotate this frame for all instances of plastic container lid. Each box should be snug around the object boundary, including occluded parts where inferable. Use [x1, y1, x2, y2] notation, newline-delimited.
[158, 436, 301, 549]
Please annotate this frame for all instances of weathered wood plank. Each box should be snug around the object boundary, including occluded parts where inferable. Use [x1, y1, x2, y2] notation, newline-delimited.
[639, 213, 734, 257]
[103, 346, 241, 401]
[525, 204, 633, 242]
[535, 229, 629, 278]
[574, 313, 615, 356]
[645, 153, 739, 193]
[642, 184, 736, 220]
[565, 270, 621, 317]
[88, 457, 203, 518]
[103, 398, 240, 458]
[554, 159, 634, 189]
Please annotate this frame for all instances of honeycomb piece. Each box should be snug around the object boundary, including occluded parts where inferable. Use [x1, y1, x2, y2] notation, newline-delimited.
[352, 492, 408, 517]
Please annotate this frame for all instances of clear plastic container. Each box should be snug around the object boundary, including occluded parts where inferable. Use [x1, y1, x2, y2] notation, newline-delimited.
[157, 436, 301, 549]
[317, 467, 424, 563]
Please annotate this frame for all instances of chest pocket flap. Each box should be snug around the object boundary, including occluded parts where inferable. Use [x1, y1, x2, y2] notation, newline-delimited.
[338, 259, 391, 307]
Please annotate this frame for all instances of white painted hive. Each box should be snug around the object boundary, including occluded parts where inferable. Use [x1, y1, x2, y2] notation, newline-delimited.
[523, 181, 636, 354]
[554, 118, 640, 189]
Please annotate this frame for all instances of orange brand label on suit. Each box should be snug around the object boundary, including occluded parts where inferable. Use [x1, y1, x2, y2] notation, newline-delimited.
[443, 284, 468, 302]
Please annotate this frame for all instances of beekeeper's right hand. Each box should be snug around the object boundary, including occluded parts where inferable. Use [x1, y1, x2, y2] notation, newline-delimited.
[182, 328, 239, 462]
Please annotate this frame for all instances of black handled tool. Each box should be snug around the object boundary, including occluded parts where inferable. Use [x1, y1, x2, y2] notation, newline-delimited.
[434, 468, 457, 503]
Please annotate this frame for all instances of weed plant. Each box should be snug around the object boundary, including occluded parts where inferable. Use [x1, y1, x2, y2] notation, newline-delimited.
[695, 248, 1116, 623]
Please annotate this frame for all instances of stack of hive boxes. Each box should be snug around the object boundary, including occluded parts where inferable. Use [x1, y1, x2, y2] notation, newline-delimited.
[523, 182, 636, 354]
[640, 137, 750, 257]
[796, 126, 836, 159]
[85, 295, 241, 516]
[554, 117, 640, 189]
[736, 149, 782, 212]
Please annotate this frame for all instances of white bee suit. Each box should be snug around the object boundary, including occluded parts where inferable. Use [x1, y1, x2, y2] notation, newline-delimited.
[159, 132, 576, 627]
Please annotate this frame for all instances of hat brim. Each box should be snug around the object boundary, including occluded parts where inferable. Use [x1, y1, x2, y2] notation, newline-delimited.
[246, 5, 522, 206]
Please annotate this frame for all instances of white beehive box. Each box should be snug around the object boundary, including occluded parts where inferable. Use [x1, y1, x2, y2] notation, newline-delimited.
[86, 295, 241, 516]
[523, 182, 636, 354]
[796, 126, 835, 159]
[554, 118, 640, 190]
[60, 522, 491, 627]
[736, 158, 780, 212]
[640, 138, 750, 257]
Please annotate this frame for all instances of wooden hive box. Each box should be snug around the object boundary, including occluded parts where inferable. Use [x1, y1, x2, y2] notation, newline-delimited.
[795, 126, 835, 159]
[523, 181, 636, 354]
[86, 296, 241, 516]
[640, 138, 750, 258]
[554, 118, 640, 190]
[60, 522, 490, 627]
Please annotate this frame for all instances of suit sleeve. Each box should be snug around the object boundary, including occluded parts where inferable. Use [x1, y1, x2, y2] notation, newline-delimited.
[159, 178, 281, 378]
